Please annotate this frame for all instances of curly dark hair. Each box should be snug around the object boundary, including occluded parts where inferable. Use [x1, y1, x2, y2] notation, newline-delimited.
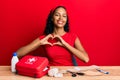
[44, 6, 69, 35]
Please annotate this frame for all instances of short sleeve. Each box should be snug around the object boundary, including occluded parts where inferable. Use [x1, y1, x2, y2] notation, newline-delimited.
[39, 35, 46, 40]
[71, 32, 77, 43]
[66, 32, 77, 46]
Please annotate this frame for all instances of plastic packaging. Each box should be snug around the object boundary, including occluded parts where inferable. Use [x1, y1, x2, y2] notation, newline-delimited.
[11, 52, 19, 72]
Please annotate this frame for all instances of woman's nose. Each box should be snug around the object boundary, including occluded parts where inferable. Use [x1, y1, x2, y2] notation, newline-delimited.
[58, 15, 62, 20]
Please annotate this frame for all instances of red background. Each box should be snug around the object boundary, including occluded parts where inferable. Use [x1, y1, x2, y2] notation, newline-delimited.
[0, 0, 120, 65]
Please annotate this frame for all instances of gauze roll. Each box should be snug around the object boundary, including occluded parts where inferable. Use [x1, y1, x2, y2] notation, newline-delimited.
[48, 68, 63, 77]
[48, 68, 59, 77]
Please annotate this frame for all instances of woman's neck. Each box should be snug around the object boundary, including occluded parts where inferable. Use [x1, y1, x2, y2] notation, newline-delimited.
[53, 28, 66, 36]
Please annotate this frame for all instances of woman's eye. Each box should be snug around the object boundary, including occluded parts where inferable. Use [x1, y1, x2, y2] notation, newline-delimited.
[55, 14, 59, 16]
[63, 15, 67, 17]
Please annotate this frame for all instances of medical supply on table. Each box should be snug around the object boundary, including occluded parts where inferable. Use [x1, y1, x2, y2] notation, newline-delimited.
[11, 52, 19, 73]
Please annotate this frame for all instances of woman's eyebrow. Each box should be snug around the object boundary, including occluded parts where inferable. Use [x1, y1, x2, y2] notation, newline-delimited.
[54, 12, 67, 15]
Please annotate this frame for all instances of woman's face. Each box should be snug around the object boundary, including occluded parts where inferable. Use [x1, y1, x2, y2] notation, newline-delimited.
[52, 7, 67, 28]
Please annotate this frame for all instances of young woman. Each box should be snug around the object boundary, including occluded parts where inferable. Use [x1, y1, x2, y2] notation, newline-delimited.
[16, 6, 89, 66]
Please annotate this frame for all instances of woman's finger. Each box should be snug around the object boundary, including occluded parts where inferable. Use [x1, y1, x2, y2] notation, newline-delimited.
[53, 35, 62, 41]
[46, 42, 53, 46]
[53, 42, 63, 46]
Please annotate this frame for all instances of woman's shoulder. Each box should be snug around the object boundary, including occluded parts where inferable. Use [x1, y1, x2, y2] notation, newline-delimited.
[67, 32, 78, 37]
[64, 32, 78, 44]
[63, 32, 78, 42]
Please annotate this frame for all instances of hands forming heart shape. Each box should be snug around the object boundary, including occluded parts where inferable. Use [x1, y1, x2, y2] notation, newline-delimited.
[40, 34, 65, 46]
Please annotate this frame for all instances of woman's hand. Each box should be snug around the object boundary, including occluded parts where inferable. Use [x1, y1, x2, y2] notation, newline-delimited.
[53, 35, 66, 47]
[40, 34, 53, 46]
[40, 34, 67, 47]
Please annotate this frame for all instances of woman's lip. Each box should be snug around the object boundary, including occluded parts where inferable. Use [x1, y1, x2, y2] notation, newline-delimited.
[57, 20, 64, 24]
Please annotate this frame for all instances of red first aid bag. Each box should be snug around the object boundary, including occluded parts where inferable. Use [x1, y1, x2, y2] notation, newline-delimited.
[16, 55, 49, 78]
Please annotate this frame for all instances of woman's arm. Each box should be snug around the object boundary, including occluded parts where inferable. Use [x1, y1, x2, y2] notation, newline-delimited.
[16, 34, 53, 57]
[53, 35, 89, 63]
[63, 37, 89, 63]
[16, 38, 42, 57]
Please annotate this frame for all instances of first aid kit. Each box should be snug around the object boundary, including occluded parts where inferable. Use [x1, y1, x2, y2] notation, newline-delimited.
[16, 55, 49, 78]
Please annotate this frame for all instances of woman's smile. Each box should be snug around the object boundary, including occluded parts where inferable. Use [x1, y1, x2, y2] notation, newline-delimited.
[57, 20, 64, 24]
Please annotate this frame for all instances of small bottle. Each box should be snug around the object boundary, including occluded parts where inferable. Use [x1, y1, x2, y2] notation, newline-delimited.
[11, 52, 19, 73]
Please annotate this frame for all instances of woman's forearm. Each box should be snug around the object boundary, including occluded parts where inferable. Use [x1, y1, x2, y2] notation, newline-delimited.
[16, 38, 41, 57]
[16, 46, 30, 57]
[63, 42, 89, 63]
